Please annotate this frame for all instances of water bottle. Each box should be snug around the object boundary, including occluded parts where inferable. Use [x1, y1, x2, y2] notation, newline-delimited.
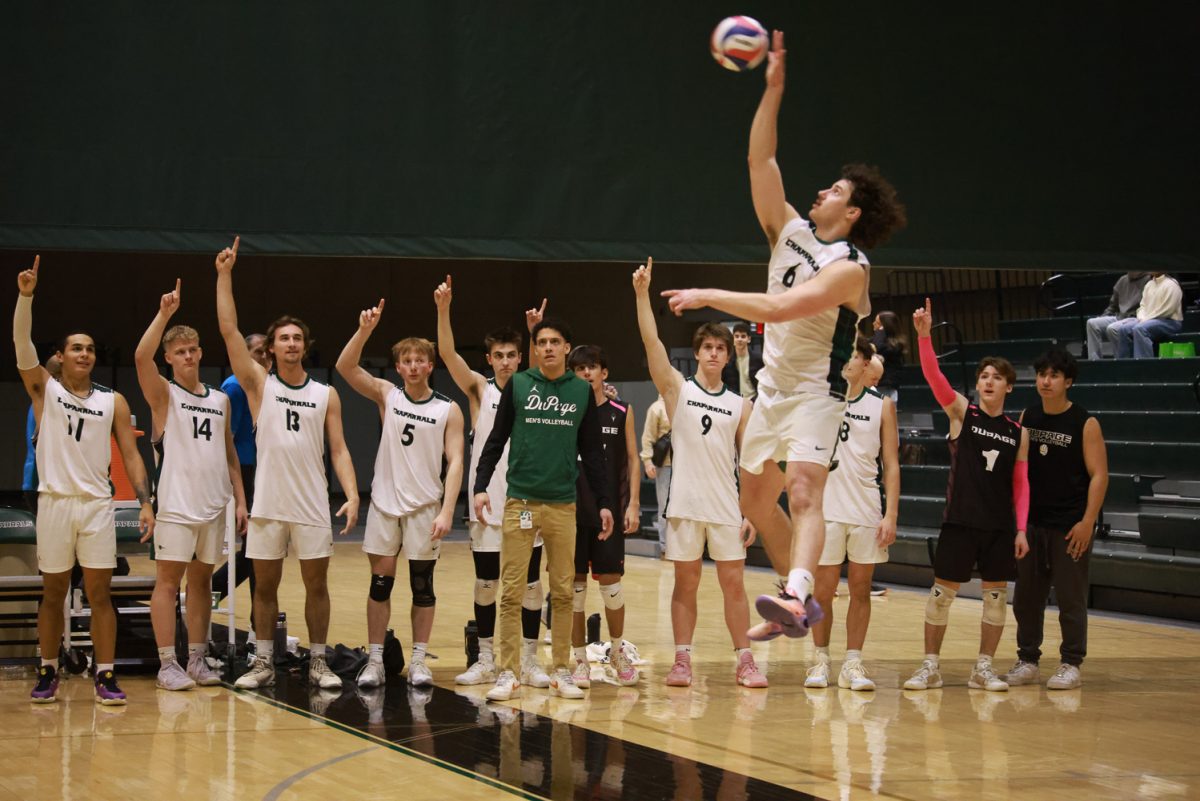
[273, 612, 287, 659]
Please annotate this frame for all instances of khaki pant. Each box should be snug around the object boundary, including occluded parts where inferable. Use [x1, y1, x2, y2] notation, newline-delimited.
[498, 497, 576, 673]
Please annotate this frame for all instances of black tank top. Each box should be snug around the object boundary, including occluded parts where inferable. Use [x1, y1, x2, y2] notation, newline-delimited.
[576, 398, 630, 527]
[1023, 403, 1092, 530]
[944, 405, 1022, 533]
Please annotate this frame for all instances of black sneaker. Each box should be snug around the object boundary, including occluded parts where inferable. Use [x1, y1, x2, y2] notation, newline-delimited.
[30, 665, 59, 703]
[94, 669, 128, 706]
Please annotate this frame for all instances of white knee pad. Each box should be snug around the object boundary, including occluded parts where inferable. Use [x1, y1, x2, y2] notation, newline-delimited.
[924, 583, 957, 626]
[523, 581, 542, 612]
[474, 578, 496, 607]
[602, 581, 624, 611]
[982, 587, 1008, 627]
[572, 581, 587, 613]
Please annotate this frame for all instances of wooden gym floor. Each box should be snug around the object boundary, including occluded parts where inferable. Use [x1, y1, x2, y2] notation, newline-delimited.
[2, 537, 1199, 801]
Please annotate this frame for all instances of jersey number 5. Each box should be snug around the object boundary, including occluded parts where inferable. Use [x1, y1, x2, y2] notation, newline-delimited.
[401, 423, 416, 446]
[981, 448, 1000, 472]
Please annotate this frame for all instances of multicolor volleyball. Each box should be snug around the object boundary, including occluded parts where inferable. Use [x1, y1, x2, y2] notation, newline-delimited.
[710, 16, 769, 72]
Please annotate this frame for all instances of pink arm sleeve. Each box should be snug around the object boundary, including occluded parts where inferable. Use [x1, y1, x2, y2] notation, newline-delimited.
[918, 335, 957, 407]
[1013, 460, 1030, 533]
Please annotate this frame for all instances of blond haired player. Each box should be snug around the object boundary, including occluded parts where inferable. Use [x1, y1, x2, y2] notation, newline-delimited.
[336, 300, 465, 689]
[15, 256, 155, 705]
[216, 238, 359, 692]
[134, 279, 248, 691]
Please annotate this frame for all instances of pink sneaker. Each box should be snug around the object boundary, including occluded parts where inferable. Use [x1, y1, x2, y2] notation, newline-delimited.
[665, 652, 692, 686]
[747, 621, 784, 642]
[736, 652, 768, 688]
[754, 589, 822, 638]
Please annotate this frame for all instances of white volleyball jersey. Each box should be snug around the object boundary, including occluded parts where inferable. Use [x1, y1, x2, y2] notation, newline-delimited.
[824, 388, 886, 527]
[371, 385, 453, 517]
[665, 378, 743, 526]
[757, 216, 871, 401]
[252, 372, 330, 528]
[468, 379, 509, 526]
[155, 382, 233, 524]
[36, 378, 115, 499]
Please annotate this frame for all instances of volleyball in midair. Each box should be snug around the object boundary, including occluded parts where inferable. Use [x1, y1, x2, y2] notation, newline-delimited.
[710, 16, 769, 72]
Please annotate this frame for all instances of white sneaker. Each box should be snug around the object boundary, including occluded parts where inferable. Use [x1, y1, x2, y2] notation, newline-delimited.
[156, 660, 197, 691]
[309, 655, 343, 690]
[838, 659, 876, 691]
[968, 662, 1009, 692]
[549, 667, 585, 699]
[1005, 659, 1040, 686]
[903, 660, 943, 690]
[356, 660, 386, 689]
[187, 652, 222, 686]
[612, 647, 639, 686]
[456, 658, 497, 686]
[235, 656, 276, 689]
[408, 659, 434, 688]
[571, 657, 592, 689]
[486, 670, 520, 701]
[1046, 663, 1081, 690]
[804, 659, 831, 689]
[520, 654, 551, 688]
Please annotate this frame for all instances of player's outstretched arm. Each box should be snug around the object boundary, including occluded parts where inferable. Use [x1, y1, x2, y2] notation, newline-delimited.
[434, 404, 466, 541]
[877, 397, 900, 547]
[525, 297, 547, 369]
[633, 258, 684, 406]
[748, 30, 800, 247]
[913, 297, 968, 428]
[434, 275, 485, 405]
[215, 237, 267, 408]
[325, 387, 360, 536]
[112, 392, 156, 542]
[134, 279, 181, 438]
[13, 256, 50, 417]
[334, 299, 393, 408]
[662, 259, 863, 323]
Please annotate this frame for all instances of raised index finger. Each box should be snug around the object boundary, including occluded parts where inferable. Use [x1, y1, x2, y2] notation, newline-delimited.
[32, 255, 39, 274]
[231, 235, 240, 255]
[924, 297, 932, 315]
[174, 278, 181, 295]
[538, 298, 547, 315]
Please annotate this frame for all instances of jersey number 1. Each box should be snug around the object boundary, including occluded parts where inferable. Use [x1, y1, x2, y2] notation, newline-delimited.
[982, 449, 1000, 472]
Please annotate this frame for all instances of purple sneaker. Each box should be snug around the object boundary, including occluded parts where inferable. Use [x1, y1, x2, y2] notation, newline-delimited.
[94, 670, 128, 706]
[30, 665, 59, 704]
[754, 588, 823, 638]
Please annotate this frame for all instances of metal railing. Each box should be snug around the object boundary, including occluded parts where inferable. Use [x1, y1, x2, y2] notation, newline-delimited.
[1039, 273, 1088, 353]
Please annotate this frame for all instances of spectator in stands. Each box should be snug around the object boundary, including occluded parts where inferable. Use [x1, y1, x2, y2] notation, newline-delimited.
[1085, 272, 1149, 360]
[1006, 346, 1108, 690]
[640, 394, 672, 557]
[210, 333, 270, 601]
[721, 323, 762, 398]
[22, 355, 60, 515]
[1107, 272, 1183, 359]
[870, 311, 906, 402]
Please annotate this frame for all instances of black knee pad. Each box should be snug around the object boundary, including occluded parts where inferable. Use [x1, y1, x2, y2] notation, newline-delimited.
[527, 544, 543, 582]
[369, 573, 395, 603]
[472, 550, 501, 581]
[409, 560, 437, 607]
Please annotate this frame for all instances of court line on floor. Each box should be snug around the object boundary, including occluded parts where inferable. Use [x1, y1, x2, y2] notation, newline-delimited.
[262, 746, 377, 801]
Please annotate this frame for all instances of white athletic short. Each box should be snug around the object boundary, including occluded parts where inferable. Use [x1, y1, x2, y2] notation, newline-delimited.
[154, 514, 225, 565]
[819, 520, 889, 566]
[364, 502, 441, 561]
[36, 493, 116, 573]
[246, 517, 332, 561]
[739, 387, 845, 471]
[470, 520, 543, 552]
[666, 517, 746, 563]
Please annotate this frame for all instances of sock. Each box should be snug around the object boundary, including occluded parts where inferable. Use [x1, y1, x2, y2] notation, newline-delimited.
[735, 647, 751, 661]
[786, 568, 814, 600]
[612, 637, 624, 658]
[924, 652, 939, 666]
[257, 642, 274, 661]
[188, 642, 206, 658]
[368, 643, 384, 665]
[675, 644, 692, 656]
[158, 647, 177, 665]
[977, 653, 993, 668]
[412, 642, 427, 663]
[815, 645, 830, 662]
[521, 637, 537, 657]
[478, 637, 494, 660]
[309, 643, 326, 659]
[846, 649, 862, 663]
[573, 646, 588, 663]
[41, 658, 56, 670]
[96, 663, 114, 674]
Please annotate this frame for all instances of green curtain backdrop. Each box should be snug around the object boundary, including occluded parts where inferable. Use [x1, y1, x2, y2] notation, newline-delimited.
[2, 2, 1197, 270]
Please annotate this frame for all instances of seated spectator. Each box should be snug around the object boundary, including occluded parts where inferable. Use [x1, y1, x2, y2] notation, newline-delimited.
[1086, 272, 1149, 360]
[721, 322, 763, 398]
[870, 311, 906, 402]
[1107, 272, 1183, 359]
